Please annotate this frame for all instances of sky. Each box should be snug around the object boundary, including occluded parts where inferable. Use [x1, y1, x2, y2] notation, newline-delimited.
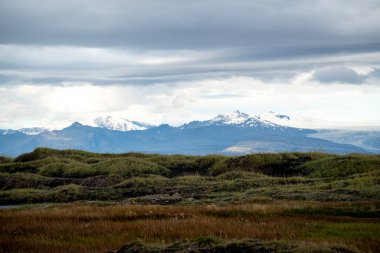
[1, 0, 380, 129]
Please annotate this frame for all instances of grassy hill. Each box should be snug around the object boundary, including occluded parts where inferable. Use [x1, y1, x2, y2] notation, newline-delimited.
[0, 148, 379, 204]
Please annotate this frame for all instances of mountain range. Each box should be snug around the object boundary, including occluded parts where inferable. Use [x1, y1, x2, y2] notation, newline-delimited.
[1, 111, 379, 157]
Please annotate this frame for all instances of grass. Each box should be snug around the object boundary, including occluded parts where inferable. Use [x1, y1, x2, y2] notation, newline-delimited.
[0, 148, 379, 204]
[299, 155, 380, 178]
[0, 148, 379, 252]
[284, 202, 380, 218]
[0, 156, 13, 164]
[0, 201, 378, 253]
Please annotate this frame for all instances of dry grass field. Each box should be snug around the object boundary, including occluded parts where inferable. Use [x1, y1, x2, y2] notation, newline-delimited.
[1, 201, 379, 253]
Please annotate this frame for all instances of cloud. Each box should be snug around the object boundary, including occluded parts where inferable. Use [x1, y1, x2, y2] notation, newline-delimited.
[1, 0, 380, 52]
[1, 0, 380, 87]
[1, 76, 379, 129]
[1, 43, 380, 87]
[368, 68, 380, 79]
[0, 45, 222, 69]
[0, 44, 229, 86]
[312, 66, 367, 84]
[0, 0, 380, 129]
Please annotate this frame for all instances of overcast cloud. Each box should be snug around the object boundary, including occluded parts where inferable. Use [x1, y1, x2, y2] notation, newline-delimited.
[0, 0, 379, 128]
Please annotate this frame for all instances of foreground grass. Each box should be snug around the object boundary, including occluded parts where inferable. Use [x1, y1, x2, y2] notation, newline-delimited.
[1, 201, 379, 253]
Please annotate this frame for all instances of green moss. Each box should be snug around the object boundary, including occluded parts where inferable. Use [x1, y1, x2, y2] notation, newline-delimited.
[14, 147, 101, 163]
[91, 157, 171, 177]
[0, 161, 40, 174]
[217, 171, 268, 180]
[114, 175, 170, 197]
[1, 148, 379, 204]
[209, 152, 331, 176]
[0, 188, 45, 204]
[36, 159, 89, 177]
[285, 203, 380, 218]
[45, 184, 86, 202]
[0, 172, 58, 190]
[0, 156, 13, 164]
[299, 155, 380, 178]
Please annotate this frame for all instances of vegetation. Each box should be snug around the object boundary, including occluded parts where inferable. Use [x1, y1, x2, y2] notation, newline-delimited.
[1, 202, 379, 253]
[0, 148, 379, 252]
[0, 148, 379, 204]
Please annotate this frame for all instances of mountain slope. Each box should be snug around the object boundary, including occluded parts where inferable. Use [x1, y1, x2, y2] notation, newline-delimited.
[0, 112, 367, 157]
[309, 129, 380, 153]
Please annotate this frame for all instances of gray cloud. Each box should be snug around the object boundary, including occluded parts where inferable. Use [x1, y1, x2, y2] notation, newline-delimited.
[1, 0, 380, 87]
[312, 66, 367, 84]
[368, 68, 380, 79]
[1, 1, 380, 130]
[1, 0, 380, 52]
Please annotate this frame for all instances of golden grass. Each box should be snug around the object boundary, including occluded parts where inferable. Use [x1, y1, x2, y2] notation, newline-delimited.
[0, 201, 379, 253]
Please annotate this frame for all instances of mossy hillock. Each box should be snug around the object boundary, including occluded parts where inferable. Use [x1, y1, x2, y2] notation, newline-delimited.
[0, 148, 379, 204]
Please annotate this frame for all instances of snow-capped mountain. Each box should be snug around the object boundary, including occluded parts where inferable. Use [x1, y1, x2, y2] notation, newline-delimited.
[1, 127, 50, 136]
[212, 110, 251, 125]
[94, 116, 154, 131]
[1, 110, 378, 157]
[182, 110, 283, 129]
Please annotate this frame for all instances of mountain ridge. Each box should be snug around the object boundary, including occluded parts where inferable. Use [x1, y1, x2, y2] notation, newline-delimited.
[0, 111, 378, 157]
[3, 110, 379, 134]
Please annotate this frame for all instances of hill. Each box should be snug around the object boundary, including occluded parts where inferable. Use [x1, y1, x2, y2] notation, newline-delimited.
[1, 148, 379, 204]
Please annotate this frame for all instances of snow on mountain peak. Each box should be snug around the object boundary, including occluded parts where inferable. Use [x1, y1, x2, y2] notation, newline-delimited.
[1, 127, 50, 136]
[94, 116, 154, 131]
[182, 110, 286, 129]
[19, 127, 50, 135]
[212, 110, 251, 125]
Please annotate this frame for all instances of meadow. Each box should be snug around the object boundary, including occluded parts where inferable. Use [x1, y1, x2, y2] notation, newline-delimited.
[1, 201, 379, 253]
[0, 148, 379, 252]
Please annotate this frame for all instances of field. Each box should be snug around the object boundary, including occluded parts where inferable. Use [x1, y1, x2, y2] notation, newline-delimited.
[1, 201, 379, 253]
[1, 148, 380, 252]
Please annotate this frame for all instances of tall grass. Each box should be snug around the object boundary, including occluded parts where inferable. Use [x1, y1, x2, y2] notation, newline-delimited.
[1, 201, 379, 253]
